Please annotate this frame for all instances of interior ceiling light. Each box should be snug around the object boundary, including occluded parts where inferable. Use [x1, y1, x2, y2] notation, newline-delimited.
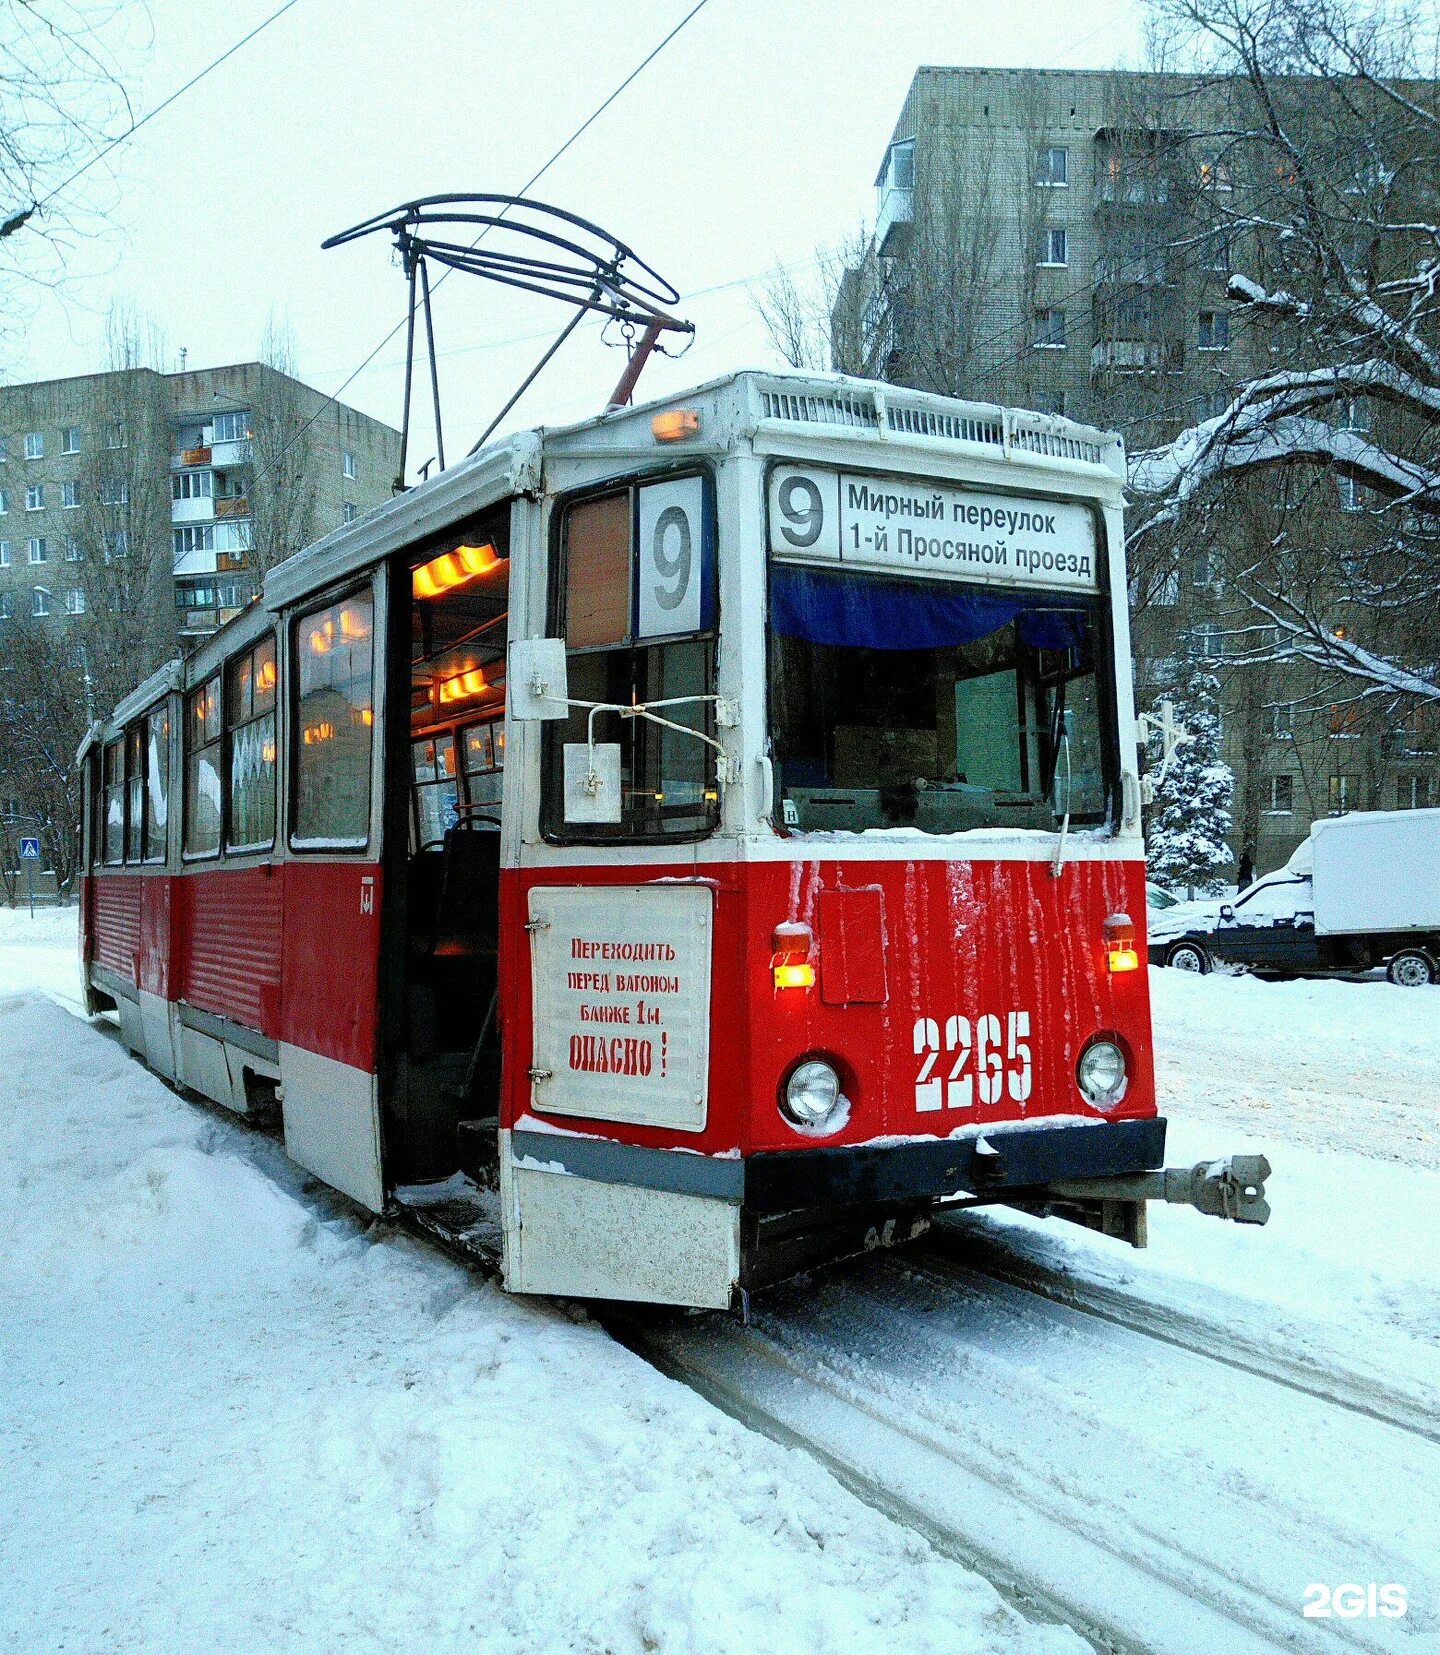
[413, 542, 505, 599]
[438, 667, 491, 705]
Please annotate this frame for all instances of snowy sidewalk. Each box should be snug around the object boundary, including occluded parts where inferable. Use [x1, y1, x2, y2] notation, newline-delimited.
[0, 920, 1073, 1655]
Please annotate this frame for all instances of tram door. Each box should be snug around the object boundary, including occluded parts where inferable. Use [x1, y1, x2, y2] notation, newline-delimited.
[389, 511, 511, 1183]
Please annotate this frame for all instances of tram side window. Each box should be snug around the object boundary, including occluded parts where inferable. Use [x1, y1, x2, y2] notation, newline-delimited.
[412, 731, 459, 847]
[226, 634, 278, 850]
[184, 676, 223, 856]
[102, 739, 124, 865]
[543, 481, 717, 841]
[462, 721, 504, 823]
[144, 704, 169, 862]
[293, 590, 374, 848]
[124, 725, 145, 862]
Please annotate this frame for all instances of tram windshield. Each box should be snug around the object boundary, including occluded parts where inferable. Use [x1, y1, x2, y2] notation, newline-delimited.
[769, 565, 1113, 835]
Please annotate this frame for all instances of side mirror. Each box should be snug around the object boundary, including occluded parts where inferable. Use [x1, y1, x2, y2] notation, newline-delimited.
[1219, 903, 1235, 922]
[563, 742, 622, 824]
[508, 638, 569, 721]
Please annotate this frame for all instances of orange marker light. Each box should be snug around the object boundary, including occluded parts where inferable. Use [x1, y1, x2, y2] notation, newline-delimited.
[1103, 911, 1140, 973]
[771, 920, 815, 991]
[651, 408, 701, 443]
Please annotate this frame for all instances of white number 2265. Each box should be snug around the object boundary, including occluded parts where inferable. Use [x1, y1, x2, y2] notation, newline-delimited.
[913, 1012, 1032, 1113]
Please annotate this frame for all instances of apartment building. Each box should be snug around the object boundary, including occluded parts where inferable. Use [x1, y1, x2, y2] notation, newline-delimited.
[843, 66, 1437, 870]
[0, 361, 399, 642]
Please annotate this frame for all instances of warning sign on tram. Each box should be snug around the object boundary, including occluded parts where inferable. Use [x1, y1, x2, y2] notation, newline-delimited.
[528, 883, 712, 1132]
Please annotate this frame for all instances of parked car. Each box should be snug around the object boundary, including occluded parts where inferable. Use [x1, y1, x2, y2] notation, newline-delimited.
[1148, 808, 1440, 985]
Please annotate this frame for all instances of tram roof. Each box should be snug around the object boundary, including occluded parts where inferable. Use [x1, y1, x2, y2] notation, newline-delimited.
[261, 368, 1125, 613]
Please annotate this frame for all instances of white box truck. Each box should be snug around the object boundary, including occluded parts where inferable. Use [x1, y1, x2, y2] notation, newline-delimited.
[1148, 808, 1440, 985]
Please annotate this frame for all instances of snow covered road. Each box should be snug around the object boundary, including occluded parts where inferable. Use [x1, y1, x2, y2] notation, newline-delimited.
[3, 909, 1437, 1652]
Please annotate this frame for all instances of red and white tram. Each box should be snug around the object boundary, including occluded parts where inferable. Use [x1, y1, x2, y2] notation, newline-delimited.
[79, 370, 1268, 1308]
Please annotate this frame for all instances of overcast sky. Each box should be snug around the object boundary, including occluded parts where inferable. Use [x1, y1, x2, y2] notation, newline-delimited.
[18, 0, 1146, 465]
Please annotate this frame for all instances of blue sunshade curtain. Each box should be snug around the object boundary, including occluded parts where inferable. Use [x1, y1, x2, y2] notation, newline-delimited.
[771, 564, 1089, 653]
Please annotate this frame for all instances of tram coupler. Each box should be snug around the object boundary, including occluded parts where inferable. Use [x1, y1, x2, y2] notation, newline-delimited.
[1043, 1154, 1272, 1230]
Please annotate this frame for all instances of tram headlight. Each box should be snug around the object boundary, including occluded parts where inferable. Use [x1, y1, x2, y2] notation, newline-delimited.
[1076, 1039, 1128, 1111]
[780, 1058, 848, 1135]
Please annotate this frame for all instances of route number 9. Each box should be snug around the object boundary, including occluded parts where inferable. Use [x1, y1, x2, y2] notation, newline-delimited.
[768, 467, 839, 560]
[637, 476, 705, 637]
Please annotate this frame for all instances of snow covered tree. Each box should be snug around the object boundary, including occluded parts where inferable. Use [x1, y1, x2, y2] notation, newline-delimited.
[1145, 669, 1235, 895]
[1129, 0, 1440, 712]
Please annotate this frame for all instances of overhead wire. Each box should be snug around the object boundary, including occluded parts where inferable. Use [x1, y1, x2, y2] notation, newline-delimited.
[266, 0, 715, 480]
[28, 0, 307, 217]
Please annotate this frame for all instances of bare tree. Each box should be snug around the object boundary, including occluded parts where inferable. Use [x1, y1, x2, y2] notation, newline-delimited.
[1129, 0, 1440, 710]
[247, 318, 318, 582]
[753, 233, 880, 376]
[74, 303, 175, 716]
[0, 615, 89, 896]
[0, 3, 137, 349]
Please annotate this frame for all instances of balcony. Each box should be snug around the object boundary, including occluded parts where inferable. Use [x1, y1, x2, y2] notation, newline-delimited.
[1091, 339, 1185, 374]
[211, 438, 253, 468]
[215, 496, 250, 520]
[876, 185, 913, 255]
[180, 445, 211, 467]
[171, 496, 214, 525]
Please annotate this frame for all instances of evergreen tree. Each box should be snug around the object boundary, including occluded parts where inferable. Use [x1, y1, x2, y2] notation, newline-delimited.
[1145, 668, 1234, 896]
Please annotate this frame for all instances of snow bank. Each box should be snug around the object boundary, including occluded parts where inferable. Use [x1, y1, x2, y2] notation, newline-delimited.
[0, 960, 1069, 1653]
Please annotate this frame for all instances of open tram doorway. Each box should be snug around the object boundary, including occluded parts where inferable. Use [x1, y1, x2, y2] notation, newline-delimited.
[389, 507, 510, 1185]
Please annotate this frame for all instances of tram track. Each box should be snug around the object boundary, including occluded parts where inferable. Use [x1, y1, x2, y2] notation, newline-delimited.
[611, 1274, 1437, 1655]
[920, 1218, 1440, 1449]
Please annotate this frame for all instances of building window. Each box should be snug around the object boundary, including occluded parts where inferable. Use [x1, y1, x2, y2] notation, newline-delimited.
[1328, 773, 1360, 814]
[342, 449, 356, 480]
[1328, 703, 1361, 739]
[1033, 308, 1067, 348]
[64, 588, 85, 615]
[61, 426, 80, 455]
[1036, 145, 1068, 186]
[1038, 228, 1068, 267]
[60, 479, 78, 510]
[1032, 389, 1067, 416]
[104, 529, 128, 561]
[25, 483, 44, 511]
[24, 432, 43, 460]
[0, 593, 11, 620]
[293, 589, 374, 849]
[1199, 159, 1233, 191]
[880, 137, 915, 193]
[173, 524, 214, 559]
[99, 477, 129, 506]
[1188, 623, 1222, 659]
[105, 422, 125, 449]
[212, 410, 252, 444]
[171, 470, 213, 502]
[1266, 775, 1294, 814]
[225, 634, 278, 851]
[65, 537, 82, 563]
[342, 501, 358, 524]
[32, 586, 50, 617]
[1198, 311, 1230, 350]
[1269, 702, 1293, 737]
[27, 537, 46, 564]
[0, 438, 7, 462]
[184, 676, 223, 856]
[0, 541, 9, 567]
[1398, 775, 1436, 810]
[0, 489, 9, 514]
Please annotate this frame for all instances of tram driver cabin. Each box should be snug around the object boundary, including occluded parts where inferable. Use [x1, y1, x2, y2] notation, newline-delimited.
[78, 370, 1269, 1309]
